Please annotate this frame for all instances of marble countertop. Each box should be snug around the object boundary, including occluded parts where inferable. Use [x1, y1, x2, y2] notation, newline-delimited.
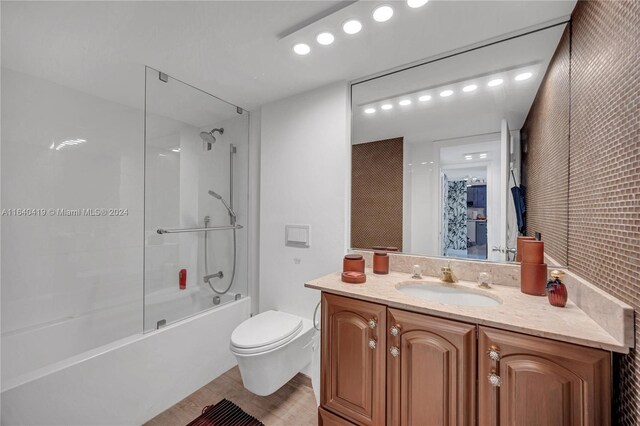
[305, 269, 630, 353]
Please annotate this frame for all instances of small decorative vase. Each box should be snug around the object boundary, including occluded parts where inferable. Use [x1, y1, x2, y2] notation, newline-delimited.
[546, 270, 568, 307]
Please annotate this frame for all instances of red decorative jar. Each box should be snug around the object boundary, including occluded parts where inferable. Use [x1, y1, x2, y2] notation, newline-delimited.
[373, 251, 389, 275]
[546, 270, 568, 308]
[343, 254, 365, 273]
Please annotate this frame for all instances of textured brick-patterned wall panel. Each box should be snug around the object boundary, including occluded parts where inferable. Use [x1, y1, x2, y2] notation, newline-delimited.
[351, 138, 403, 250]
[521, 26, 571, 265]
[569, 1, 640, 424]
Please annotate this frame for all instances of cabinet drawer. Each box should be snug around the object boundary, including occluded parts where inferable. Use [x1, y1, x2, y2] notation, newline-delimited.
[318, 407, 356, 426]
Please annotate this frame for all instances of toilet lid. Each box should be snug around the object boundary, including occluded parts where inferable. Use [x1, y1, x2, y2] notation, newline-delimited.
[231, 310, 303, 351]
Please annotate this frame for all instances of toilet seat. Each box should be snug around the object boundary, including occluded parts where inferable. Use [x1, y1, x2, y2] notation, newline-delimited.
[230, 310, 303, 355]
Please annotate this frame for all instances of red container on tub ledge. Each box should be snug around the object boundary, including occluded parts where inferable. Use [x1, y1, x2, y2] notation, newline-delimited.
[179, 269, 187, 289]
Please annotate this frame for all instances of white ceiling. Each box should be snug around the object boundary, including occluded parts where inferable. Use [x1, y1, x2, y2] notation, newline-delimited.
[352, 23, 567, 144]
[1, 1, 575, 112]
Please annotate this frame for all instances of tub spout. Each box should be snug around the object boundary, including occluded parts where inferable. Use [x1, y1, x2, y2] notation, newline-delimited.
[204, 271, 223, 282]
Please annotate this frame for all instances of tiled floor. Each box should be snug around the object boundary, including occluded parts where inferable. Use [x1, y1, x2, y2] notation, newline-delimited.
[145, 366, 318, 426]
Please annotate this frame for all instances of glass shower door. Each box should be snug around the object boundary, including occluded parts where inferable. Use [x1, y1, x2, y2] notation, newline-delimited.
[144, 67, 249, 332]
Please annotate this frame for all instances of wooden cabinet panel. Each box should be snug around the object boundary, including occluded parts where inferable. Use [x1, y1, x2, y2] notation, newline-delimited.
[387, 308, 476, 426]
[318, 407, 355, 426]
[321, 293, 386, 426]
[478, 326, 611, 426]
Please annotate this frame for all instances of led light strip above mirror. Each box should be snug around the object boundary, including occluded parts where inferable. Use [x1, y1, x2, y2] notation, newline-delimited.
[358, 64, 540, 115]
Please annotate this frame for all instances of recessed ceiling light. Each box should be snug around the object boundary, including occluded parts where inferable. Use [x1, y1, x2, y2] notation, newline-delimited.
[479, 153, 488, 158]
[381, 103, 393, 110]
[373, 5, 394, 22]
[465, 155, 473, 160]
[440, 90, 453, 97]
[407, 0, 429, 8]
[488, 78, 504, 87]
[364, 108, 376, 114]
[172, 148, 181, 153]
[399, 99, 412, 106]
[429, 161, 434, 164]
[515, 72, 533, 81]
[316, 32, 335, 46]
[463, 84, 478, 92]
[418, 95, 432, 102]
[343, 19, 362, 35]
[293, 43, 311, 55]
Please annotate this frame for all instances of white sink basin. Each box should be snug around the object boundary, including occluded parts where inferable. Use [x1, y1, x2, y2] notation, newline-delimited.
[397, 282, 501, 307]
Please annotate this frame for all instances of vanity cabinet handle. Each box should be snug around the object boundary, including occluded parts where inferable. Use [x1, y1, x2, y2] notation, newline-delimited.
[368, 318, 377, 329]
[487, 345, 501, 361]
[368, 338, 377, 349]
[488, 370, 502, 387]
[390, 325, 401, 337]
[390, 346, 400, 357]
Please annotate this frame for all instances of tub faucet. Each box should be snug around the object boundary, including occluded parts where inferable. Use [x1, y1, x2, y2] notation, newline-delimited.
[204, 271, 223, 282]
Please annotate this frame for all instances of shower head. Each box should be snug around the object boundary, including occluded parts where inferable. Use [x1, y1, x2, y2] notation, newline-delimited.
[208, 189, 236, 224]
[199, 128, 224, 151]
[208, 190, 222, 200]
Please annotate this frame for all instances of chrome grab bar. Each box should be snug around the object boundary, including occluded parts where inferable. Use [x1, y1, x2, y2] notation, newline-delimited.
[157, 224, 243, 234]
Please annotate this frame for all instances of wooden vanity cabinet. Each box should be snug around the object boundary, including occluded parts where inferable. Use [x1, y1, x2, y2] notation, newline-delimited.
[478, 326, 611, 426]
[321, 293, 386, 426]
[320, 293, 612, 426]
[387, 308, 476, 426]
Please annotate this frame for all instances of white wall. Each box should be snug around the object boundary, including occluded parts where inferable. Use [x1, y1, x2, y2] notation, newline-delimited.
[259, 82, 349, 320]
[1, 68, 144, 384]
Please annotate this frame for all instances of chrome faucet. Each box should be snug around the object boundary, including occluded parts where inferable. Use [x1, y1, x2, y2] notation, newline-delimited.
[203, 271, 223, 282]
[440, 262, 457, 284]
[411, 265, 422, 279]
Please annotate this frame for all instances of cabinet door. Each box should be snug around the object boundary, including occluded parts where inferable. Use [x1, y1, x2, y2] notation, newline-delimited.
[387, 308, 476, 426]
[478, 327, 611, 426]
[321, 293, 386, 425]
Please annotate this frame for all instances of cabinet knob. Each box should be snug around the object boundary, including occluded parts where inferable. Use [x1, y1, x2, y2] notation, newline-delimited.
[488, 370, 502, 387]
[487, 345, 501, 361]
[390, 325, 401, 337]
[368, 318, 377, 329]
[390, 346, 400, 357]
[368, 338, 377, 349]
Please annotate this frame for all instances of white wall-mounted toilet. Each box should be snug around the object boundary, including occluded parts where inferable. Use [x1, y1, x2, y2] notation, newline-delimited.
[230, 310, 315, 396]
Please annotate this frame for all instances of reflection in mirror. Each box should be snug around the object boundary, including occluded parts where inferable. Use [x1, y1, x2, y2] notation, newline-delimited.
[351, 24, 569, 265]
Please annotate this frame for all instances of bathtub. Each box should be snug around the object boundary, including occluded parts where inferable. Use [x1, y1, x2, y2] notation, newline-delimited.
[144, 286, 241, 331]
[1, 293, 251, 425]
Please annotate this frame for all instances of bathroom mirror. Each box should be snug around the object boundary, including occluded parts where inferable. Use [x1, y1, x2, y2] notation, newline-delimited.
[350, 24, 570, 265]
